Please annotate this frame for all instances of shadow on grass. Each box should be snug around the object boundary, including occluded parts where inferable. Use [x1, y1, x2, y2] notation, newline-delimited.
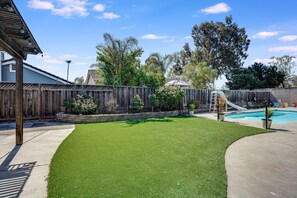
[125, 116, 194, 127]
[125, 117, 173, 127]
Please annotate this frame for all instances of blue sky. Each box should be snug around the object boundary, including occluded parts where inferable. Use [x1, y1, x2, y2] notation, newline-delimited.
[10, 0, 297, 87]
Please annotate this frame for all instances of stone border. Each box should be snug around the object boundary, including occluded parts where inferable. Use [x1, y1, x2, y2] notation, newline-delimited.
[56, 110, 189, 124]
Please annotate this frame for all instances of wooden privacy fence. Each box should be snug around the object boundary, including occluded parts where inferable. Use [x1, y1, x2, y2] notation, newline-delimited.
[0, 82, 269, 120]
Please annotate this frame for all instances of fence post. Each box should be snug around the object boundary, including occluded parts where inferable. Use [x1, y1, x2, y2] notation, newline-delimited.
[37, 84, 42, 120]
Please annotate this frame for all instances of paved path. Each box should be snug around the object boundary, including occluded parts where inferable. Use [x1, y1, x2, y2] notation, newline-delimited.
[195, 112, 297, 197]
[0, 123, 75, 198]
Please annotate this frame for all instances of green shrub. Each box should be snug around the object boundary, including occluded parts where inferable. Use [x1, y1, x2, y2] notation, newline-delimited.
[70, 94, 97, 115]
[264, 108, 274, 118]
[63, 100, 74, 113]
[155, 86, 185, 110]
[130, 94, 144, 112]
[189, 103, 196, 111]
[149, 94, 159, 111]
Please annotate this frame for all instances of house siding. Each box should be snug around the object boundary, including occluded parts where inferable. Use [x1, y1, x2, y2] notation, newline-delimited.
[1, 64, 64, 84]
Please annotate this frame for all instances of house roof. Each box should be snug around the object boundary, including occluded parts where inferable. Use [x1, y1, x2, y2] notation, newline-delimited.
[2, 58, 73, 84]
[0, 0, 42, 59]
[86, 69, 101, 84]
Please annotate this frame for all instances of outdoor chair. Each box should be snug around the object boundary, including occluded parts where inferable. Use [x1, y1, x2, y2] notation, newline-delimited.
[246, 101, 254, 109]
[272, 102, 281, 108]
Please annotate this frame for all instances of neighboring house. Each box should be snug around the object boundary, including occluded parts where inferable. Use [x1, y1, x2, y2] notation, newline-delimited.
[0, 53, 72, 84]
[85, 69, 101, 85]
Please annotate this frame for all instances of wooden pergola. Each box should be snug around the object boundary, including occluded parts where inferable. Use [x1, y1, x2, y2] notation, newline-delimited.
[0, 0, 42, 145]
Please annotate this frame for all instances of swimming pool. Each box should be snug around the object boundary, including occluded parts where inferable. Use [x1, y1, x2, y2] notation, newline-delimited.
[226, 110, 297, 124]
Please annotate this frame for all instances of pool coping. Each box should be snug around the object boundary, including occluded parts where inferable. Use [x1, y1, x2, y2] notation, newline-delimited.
[194, 108, 297, 130]
[225, 108, 297, 125]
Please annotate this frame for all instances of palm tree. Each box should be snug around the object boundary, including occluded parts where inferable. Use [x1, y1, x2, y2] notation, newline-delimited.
[144, 52, 173, 75]
[95, 33, 143, 86]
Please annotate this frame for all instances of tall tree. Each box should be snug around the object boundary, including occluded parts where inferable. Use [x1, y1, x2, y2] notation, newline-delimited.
[183, 62, 217, 89]
[144, 52, 172, 75]
[191, 16, 250, 76]
[139, 53, 172, 87]
[74, 76, 84, 85]
[95, 33, 143, 86]
[269, 55, 296, 87]
[226, 62, 286, 90]
[292, 75, 297, 87]
[171, 52, 183, 76]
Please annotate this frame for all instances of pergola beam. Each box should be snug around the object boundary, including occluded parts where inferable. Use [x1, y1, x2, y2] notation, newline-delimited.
[0, 28, 26, 59]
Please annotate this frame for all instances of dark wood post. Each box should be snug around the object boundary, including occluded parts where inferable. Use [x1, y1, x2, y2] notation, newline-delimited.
[15, 56, 23, 145]
[265, 103, 268, 130]
[217, 97, 219, 121]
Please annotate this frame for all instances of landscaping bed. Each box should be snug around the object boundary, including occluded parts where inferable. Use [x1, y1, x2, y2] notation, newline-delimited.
[56, 110, 189, 123]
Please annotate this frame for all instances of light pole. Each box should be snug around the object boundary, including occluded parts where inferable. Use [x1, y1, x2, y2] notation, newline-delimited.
[65, 60, 71, 81]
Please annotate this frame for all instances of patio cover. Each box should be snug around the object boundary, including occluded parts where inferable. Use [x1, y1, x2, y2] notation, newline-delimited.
[0, 0, 42, 144]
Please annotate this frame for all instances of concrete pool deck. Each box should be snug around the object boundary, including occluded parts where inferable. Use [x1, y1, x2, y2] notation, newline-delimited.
[195, 109, 297, 197]
[0, 123, 75, 198]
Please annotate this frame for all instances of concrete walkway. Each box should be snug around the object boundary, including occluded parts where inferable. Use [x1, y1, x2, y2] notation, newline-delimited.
[195, 112, 297, 197]
[0, 123, 75, 198]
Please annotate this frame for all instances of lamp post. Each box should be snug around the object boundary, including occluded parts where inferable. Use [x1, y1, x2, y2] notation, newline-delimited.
[65, 60, 71, 81]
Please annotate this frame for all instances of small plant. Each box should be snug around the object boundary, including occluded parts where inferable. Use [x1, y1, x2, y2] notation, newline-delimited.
[149, 94, 159, 112]
[71, 94, 97, 115]
[189, 100, 200, 109]
[106, 99, 118, 114]
[130, 94, 144, 112]
[189, 103, 196, 111]
[264, 108, 274, 118]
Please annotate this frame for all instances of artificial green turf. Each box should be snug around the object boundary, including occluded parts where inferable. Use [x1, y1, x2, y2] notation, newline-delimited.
[48, 117, 267, 197]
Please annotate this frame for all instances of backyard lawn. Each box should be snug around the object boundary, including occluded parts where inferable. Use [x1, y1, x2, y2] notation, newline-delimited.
[48, 117, 267, 197]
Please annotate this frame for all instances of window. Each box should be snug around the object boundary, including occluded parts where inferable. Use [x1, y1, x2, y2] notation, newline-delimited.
[9, 64, 16, 72]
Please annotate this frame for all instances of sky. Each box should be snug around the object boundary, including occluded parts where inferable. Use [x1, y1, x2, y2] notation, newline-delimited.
[8, 0, 297, 88]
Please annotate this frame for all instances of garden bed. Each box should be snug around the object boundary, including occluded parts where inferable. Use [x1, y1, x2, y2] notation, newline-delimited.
[56, 110, 189, 123]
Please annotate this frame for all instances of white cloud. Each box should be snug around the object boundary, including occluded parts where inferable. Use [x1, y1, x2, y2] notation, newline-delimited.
[269, 46, 297, 53]
[52, 0, 88, 17]
[93, 4, 105, 12]
[183, 36, 192, 40]
[27, 0, 54, 10]
[279, 35, 297, 42]
[59, 54, 78, 59]
[141, 34, 169, 40]
[254, 58, 271, 64]
[27, 0, 89, 17]
[37, 53, 64, 64]
[201, 2, 231, 14]
[120, 24, 135, 30]
[251, 31, 278, 39]
[97, 12, 120, 19]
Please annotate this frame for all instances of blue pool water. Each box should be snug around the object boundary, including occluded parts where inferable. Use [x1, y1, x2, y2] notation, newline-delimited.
[226, 110, 297, 124]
